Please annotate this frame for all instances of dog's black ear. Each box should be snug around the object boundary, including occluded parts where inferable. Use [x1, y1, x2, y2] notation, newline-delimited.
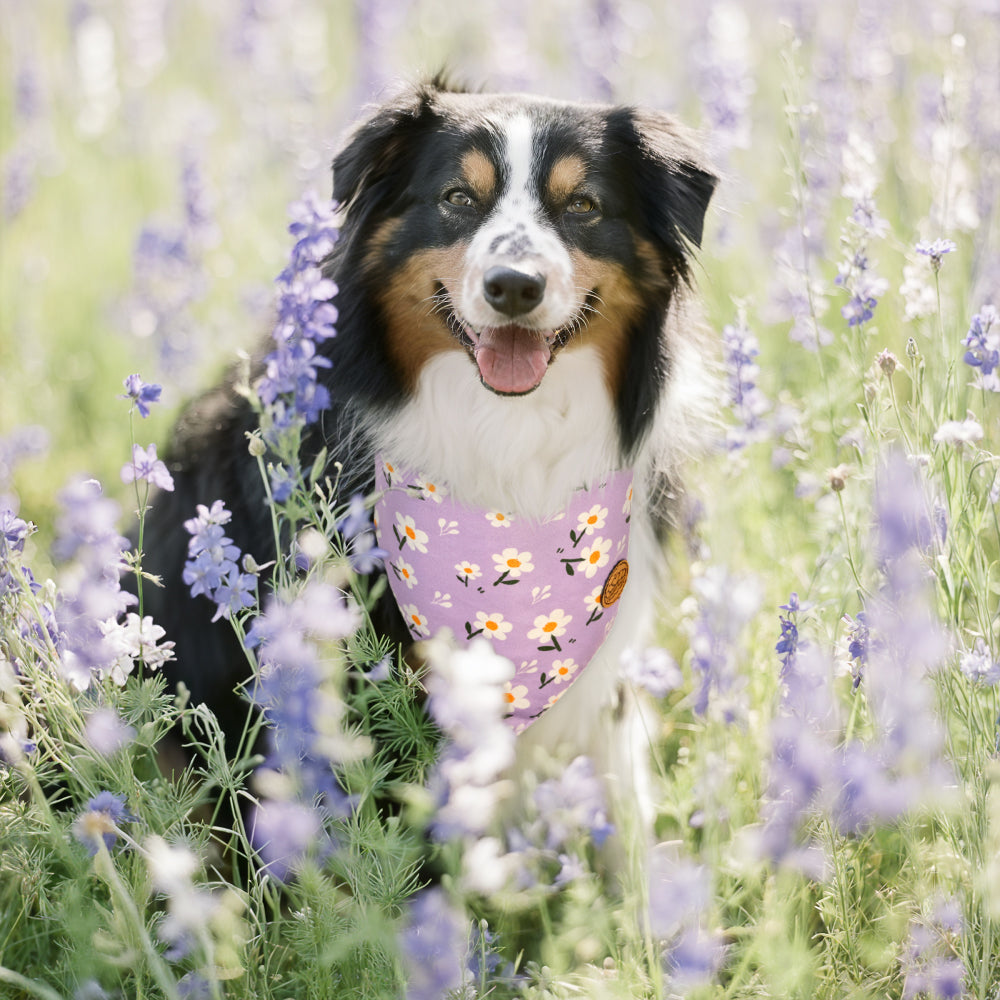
[331, 82, 440, 209]
[606, 107, 717, 262]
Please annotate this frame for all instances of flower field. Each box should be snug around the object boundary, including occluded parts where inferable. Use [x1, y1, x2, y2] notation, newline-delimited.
[2, 1, 1000, 998]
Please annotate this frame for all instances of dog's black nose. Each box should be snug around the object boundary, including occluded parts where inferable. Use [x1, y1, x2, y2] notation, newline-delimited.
[483, 267, 546, 317]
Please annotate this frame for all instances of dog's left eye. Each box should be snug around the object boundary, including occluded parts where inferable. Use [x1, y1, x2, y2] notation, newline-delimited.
[444, 189, 476, 209]
[566, 195, 598, 216]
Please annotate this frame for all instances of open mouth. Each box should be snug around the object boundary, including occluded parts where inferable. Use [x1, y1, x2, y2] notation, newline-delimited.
[463, 323, 557, 395]
[436, 285, 586, 396]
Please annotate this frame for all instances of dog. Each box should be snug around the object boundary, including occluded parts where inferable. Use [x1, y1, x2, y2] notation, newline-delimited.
[140, 78, 717, 864]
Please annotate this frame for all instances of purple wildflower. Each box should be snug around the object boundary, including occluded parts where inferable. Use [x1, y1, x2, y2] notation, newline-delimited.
[73, 791, 136, 855]
[398, 888, 468, 1000]
[121, 443, 174, 492]
[249, 798, 330, 882]
[915, 238, 958, 272]
[843, 611, 870, 688]
[722, 316, 769, 451]
[52, 479, 136, 690]
[959, 638, 1000, 686]
[962, 304, 1000, 391]
[836, 258, 888, 326]
[648, 846, 725, 990]
[757, 645, 840, 875]
[182, 501, 257, 622]
[531, 755, 614, 851]
[776, 593, 806, 677]
[84, 708, 137, 756]
[621, 646, 683, 698]
[245, 583, 364, 879]
[1, 507, 35, 598]
[256, 193, 339, 433]
[336, 494, 387, 573]
[119, 373, 162, 418]
[689, 566, 761, 721]
[835, 158, 889, 329]
[901, 899, 966, 1000]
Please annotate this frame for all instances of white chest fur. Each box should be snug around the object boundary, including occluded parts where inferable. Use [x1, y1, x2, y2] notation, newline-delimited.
[373, 345, 630, 518]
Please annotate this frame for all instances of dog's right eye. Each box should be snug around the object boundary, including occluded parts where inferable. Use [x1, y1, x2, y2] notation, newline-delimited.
[444, 189, 475, 209]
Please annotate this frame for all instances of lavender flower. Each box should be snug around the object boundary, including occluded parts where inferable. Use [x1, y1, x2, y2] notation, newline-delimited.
[962, 304, 1000, 391]
[621, 646, 683, 698]
[52, 479, 136, 690]
[398, 888, 468, 1000]
[959, 638, 1000, 686]
[776, 593, 807, 677]
[531, 755, 614, 851]
[836, 257, 888, 326]
[182, 500, 257, 622]
[119, 373, 162, 418]
[835, 141, 889, 330]
[250, 799, 329, 882]
[121, 443, 174, 492]
[83, 708, 137, 756]
[843, 611, 870, 688]
[915, 238, 958, 272]
[689, 565, 761, 721]
[256, 193, 339, 433]
[648, 846, 725, 990]
[337, 494, 387, 574]
[757, 645, 840, 875]
[722, 316, 769, 451]
[73, 791, 136, 855]
[1, 507, 35, 599]
[245, 583, 365, 879]
[901, 899, 966, 1000]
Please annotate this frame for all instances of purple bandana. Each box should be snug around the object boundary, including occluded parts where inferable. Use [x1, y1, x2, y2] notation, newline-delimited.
[373, 457, 634, 733]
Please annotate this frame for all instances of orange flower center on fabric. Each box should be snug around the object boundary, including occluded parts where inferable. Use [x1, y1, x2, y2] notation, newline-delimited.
[485, 620, 499, 631]
[504, 691, 515, 703]
[589, 551, 601, 564]
[405, 525, 416, 540]
[462, 566, 473, 574]
[557, 665, 570, 676]
[587, 515, 598, 525]
[410, 614, 421, 625]
[543, 621, 557, 633]
[495, 513, 505, 522]
[507, 558, 521, 569]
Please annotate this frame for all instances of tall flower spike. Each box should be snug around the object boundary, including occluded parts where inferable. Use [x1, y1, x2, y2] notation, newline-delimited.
[256, 193, 340, 432]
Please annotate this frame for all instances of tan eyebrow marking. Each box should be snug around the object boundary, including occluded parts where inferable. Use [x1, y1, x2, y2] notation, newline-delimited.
[547, 155, 588, 204]
[460, 149, 497, 202]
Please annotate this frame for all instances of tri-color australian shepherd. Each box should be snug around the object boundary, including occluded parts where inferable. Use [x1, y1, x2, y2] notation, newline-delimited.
[141, 78, 717, 865]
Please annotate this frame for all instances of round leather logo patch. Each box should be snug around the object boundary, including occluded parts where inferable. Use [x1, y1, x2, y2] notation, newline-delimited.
[600, 559, 629, 607]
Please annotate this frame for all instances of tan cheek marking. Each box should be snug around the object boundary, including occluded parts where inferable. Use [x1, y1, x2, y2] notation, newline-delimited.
[379, 246, 469, 391]
[460, 149, 497, 203]
[564, 248, 645, 395]
[547, 155, 587, 204]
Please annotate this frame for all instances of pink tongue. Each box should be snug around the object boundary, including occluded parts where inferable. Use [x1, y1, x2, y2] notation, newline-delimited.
[474, 326, 551, 394]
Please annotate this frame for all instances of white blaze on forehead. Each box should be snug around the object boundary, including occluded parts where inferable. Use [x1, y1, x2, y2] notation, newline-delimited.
[501, 113, 535, 207]
[456, 110, 578, 335]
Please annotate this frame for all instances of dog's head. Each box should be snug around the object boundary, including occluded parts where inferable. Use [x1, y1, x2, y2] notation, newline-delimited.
[330, 79, 715, 409]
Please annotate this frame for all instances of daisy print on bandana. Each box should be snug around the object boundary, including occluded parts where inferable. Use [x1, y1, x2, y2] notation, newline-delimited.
[374, 456, 633, 732]
[492, 548, 534, 586]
